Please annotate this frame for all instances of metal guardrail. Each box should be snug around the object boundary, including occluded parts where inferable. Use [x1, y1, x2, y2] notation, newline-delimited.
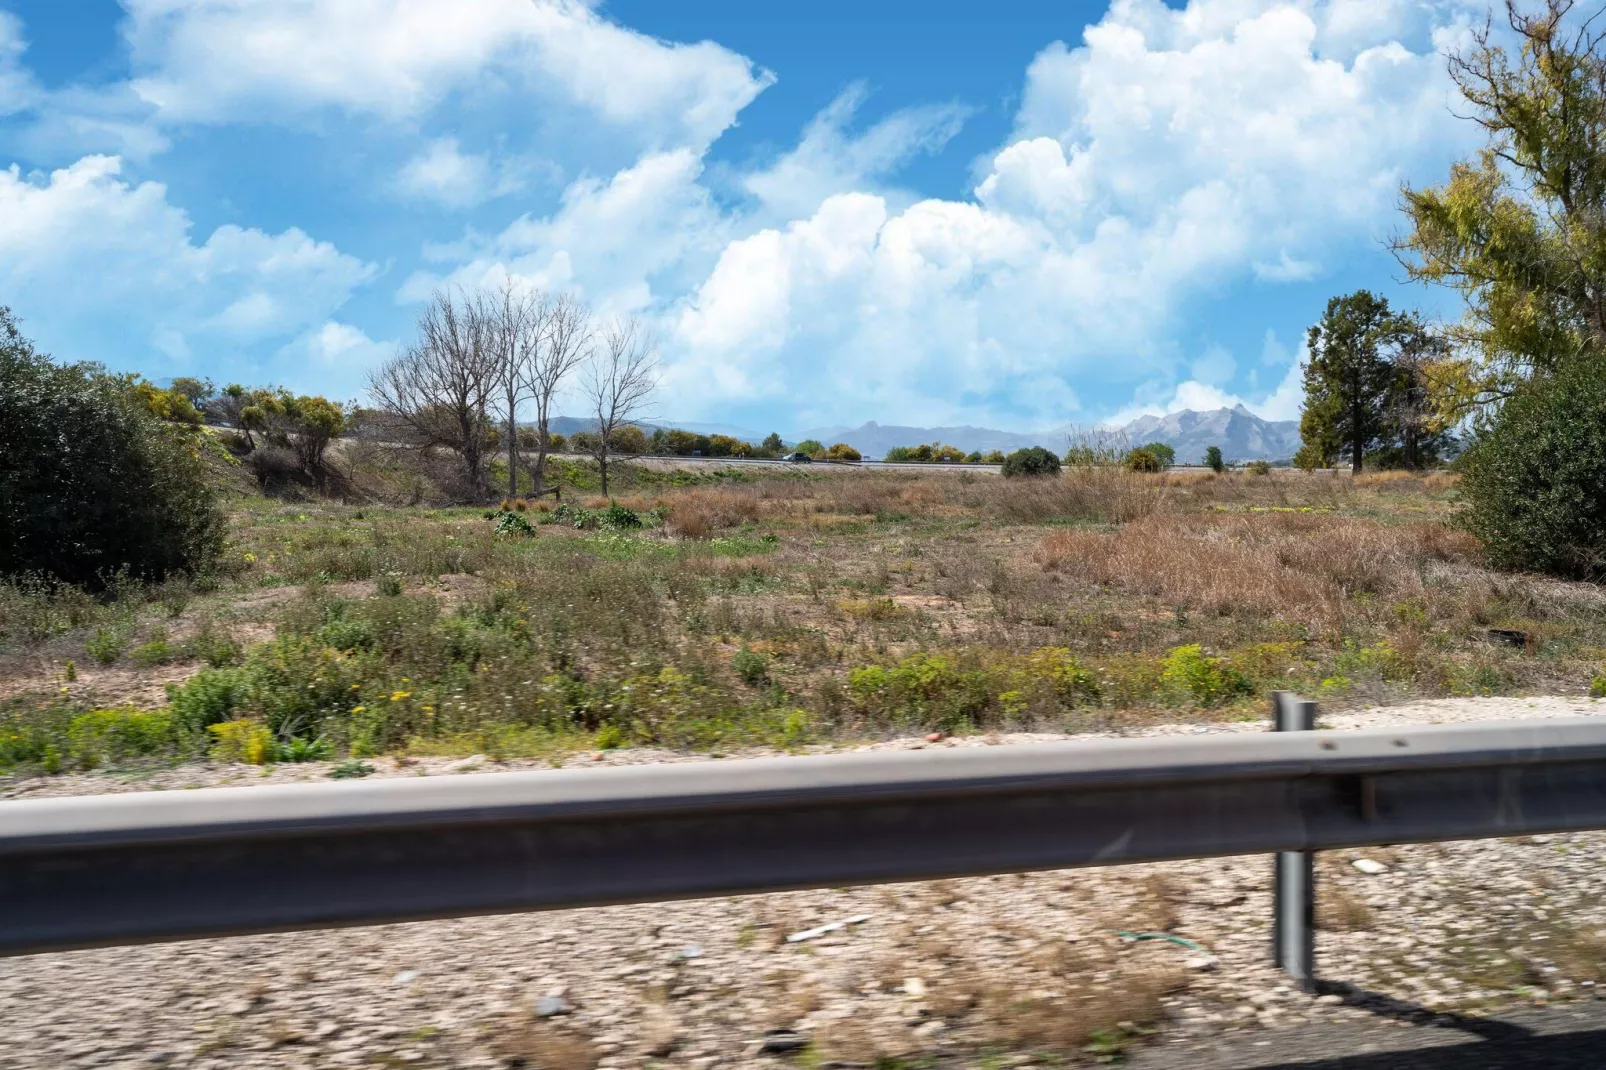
[4, 700, 1606, 983]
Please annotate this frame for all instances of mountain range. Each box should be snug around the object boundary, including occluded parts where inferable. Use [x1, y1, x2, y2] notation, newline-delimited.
[545, 406, 1302, 462]
[803, 405, 1300, 463]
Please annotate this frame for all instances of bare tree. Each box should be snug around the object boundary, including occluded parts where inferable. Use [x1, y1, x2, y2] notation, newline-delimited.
[485, 279, 543, 501]
[582, 318, 658, 496]
[528, 292, 593, 495]
[368, 289, 497, 499]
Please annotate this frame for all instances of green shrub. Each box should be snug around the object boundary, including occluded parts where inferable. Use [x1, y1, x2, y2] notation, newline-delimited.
[277, 735, 332, 762]
[731, 646, 770, 686]
[602, 502, 643, 529]
[0, 308, 226, 588]
[1000, 447, 1062, 478]
[166, 666, 251, 734]
[1126, 448, 1163, 473]
[1204, 445, 1225, 473]
[1458, 360, 1606, 579]
[183, 624, 242, 667]
[66, 706, 176, 766]
[848, 652, 995, 731]
[207, 718, 275, 764]
[314, 616, 376, 652]
[85, 627, 126, 665]
[594, 723, 625, 750]
[1591, 673, 1606, 698]
[1161, 644, 1254, 707]
[128, 640, 173, 667]
[1138, 441, 1176, 467]
[491, 510, 536, 537]
[1248, 459, 1272, 476]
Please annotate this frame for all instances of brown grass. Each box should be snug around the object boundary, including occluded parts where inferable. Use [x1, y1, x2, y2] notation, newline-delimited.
[1034, 513, 1480, 633]
[966, 466, 1168, 524]
[1318, 886, 1378, 931]
[981, 964, 1186, 1053]
[662, 488, 761, 537]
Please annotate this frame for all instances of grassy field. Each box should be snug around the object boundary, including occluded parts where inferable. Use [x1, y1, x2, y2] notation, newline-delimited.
[3, 460, 1604, 773]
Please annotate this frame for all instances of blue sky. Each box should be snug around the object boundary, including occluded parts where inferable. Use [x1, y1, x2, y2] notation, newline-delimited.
[0, 0, 1484, 435]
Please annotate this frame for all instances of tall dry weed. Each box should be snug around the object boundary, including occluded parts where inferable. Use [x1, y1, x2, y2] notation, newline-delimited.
[1033, 513, 1478, 633]
[967, 466, 1168, 523]
[661, 488, 761, 537]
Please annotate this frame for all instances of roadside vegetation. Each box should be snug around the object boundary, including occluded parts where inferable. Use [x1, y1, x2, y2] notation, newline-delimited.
[4, 453, 1604, 775]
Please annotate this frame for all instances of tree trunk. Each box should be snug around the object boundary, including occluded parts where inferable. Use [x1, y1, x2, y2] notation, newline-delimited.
[598, 450, 609, 496]
[1350, 399, 1364, 475]
[506, 398, 518, 502]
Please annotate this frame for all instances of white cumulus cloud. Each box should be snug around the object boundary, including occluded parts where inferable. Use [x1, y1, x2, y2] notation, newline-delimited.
[652, 0, 1480, 426]
[122, 0, 773, 151]
[0, 154, 375, 378]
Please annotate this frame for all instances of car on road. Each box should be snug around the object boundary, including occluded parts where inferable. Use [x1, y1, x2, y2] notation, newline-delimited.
[785, 452, 813, 463]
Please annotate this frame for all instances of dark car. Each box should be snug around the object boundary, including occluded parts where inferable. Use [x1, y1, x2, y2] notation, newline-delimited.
[785, 452, 813, 463]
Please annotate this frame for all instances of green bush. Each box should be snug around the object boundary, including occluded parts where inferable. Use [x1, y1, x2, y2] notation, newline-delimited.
[1458, 360, 1606, 579]
[85, 627, 126, 665]
[1204, 445, 1225, 473]
[731, 646, 770, 686]
[166, 666, 251, 734]
[1138, 442, 1176, 467]
[66, 706, 176, 766]
[128, 639, 173, 667]
[1247, 459, 1272, 476]
[1126, 448, 1163, 473]
[491, 510, 536, 537]
[0, 308, 227, 588]
[602, 502, 643, 529]
[1161, 644, 1253, 707]
[1000, 447, 1062, 478]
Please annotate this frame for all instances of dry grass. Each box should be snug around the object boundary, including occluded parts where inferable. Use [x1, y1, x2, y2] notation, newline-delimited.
[485, 1017, 597, 1070]
[981, 963, 1187, 1053]
[1318, 886, 1378, 931]
[966, 465, 1169, 523]
[661, 488, 763, 537]
[1034, 512, 1480, 633]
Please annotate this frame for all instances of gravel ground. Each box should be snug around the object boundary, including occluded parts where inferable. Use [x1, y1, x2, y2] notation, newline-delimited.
[2, 695, 1604, 1070]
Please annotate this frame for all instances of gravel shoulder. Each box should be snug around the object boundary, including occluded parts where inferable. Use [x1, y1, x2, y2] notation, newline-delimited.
[2, 695, 1604, 1070]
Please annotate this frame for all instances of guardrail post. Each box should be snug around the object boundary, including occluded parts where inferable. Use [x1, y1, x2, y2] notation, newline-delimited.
[1271, 691, 1316, 990]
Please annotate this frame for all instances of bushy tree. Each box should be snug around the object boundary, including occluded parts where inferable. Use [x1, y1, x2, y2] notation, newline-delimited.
[609, 425, 649, 455]
[1126, 447, 1163, 473]
[0, 309, 226, 587]
[1458, 359, 1606, 578]
[1203, 445, 1225, 473]
[759, 432, 784, 457]
[795, 438, 825, 458]
[1001, 446, 1062, 478]
[825, 442, 862, 462]
[1397, 0, 1606, 412]
[1139, 441, 1176, 467]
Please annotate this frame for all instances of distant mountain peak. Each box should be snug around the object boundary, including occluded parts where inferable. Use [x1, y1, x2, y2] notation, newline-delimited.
[803, 406, 1298, 463]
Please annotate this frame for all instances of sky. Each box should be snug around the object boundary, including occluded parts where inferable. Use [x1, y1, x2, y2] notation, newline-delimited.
[0, 0, 1489, 435]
